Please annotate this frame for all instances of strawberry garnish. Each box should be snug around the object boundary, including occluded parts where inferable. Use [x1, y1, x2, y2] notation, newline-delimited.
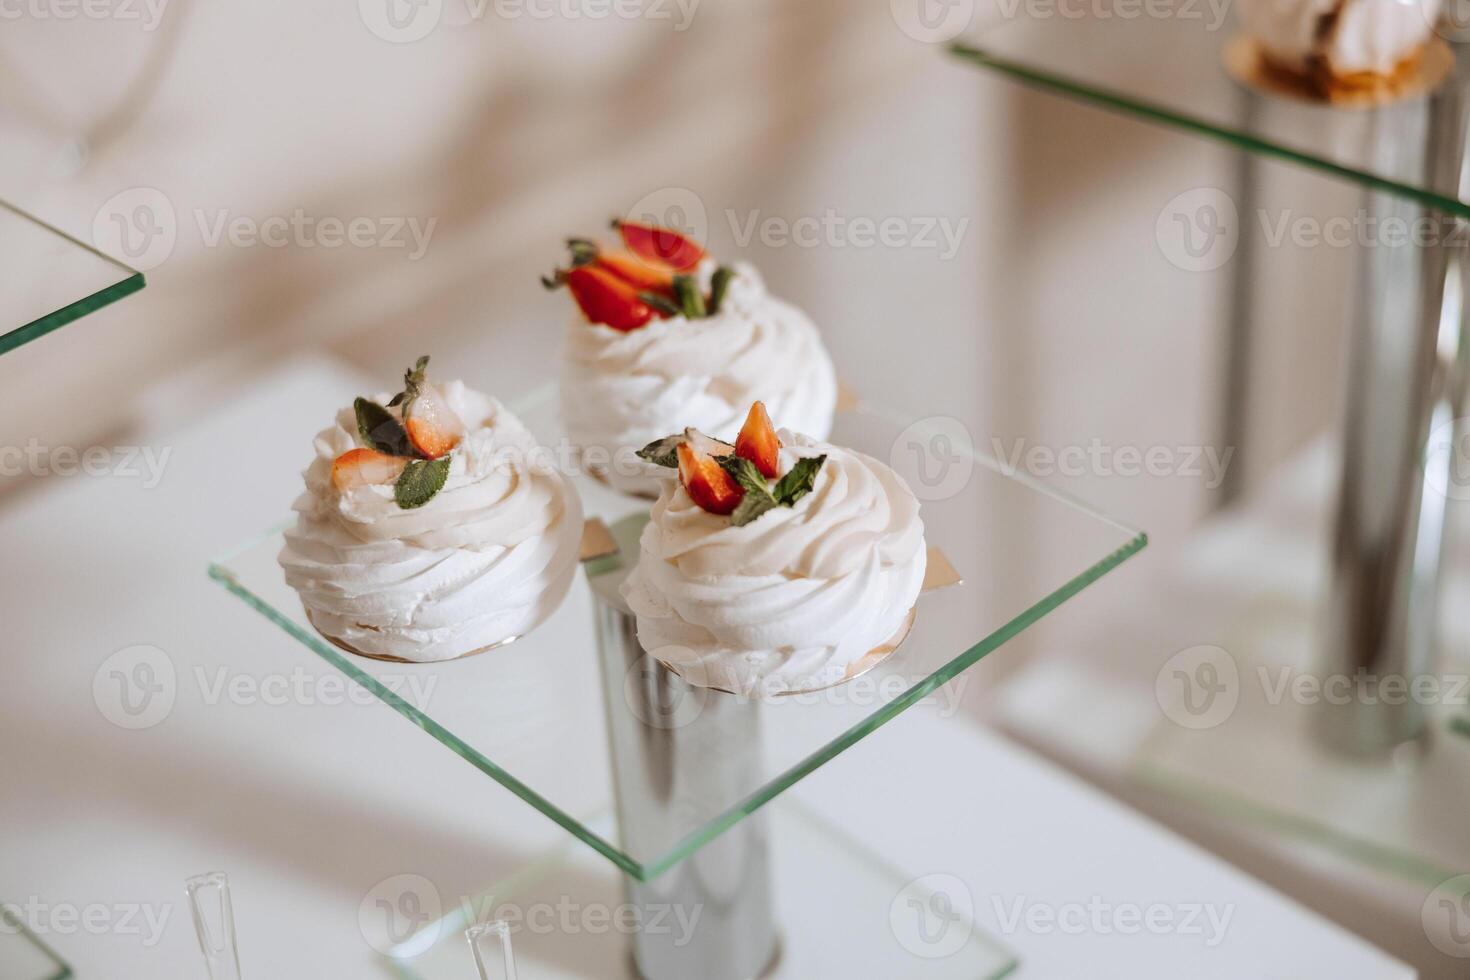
[641, 410, 825, 525]
[332, 448, 407, 491]
[555, 265, 654, 332]
[404, 382, 466, 459]
[596, 250, 675, 295]
[352, 356, 459, 509]
[677, 442, 743, 516]
[544, 228, 735, 328]
[735, 400, 781, 479]
[614, 219, 706, 273]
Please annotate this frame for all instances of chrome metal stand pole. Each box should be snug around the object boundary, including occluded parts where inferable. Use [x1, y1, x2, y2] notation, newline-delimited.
[1319, 68, 1470, 754]
[585, 526, 780, 980]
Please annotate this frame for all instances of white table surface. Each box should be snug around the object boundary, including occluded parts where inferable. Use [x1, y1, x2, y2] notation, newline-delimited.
[0, 356, 1412, 978]
[996, 442, 1470, 978]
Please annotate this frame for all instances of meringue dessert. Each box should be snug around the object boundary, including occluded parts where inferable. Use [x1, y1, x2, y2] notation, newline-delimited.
[620, 402, 926, 696]
[1236, 0, 1443, 97]
[548, 220, 838, 497]
[279, 357, 584, 662]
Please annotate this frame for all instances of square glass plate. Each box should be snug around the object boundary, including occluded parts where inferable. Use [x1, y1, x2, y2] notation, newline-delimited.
[951, 9, 1469, 216]
[0, 199, 144, 356]
[0, 905, 72, 980]
[381, 801, 1018, 980]
[1135, 600, 1470, 886]
[210, 390, 1145, 880]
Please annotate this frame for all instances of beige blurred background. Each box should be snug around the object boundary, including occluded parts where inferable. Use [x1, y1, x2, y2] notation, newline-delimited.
[0, 0, 1349, 576]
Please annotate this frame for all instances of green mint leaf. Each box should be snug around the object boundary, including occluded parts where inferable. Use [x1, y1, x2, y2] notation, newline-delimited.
[718, 454, 780, 527]
[730, 491, 779, 527]
[355, 398, 413, 456]
[672, 274, 706, 319]
[639, 291, 681, 317]
[717, 454, 774, 497]
[636, 433, 686, 468]
[708, 266, 734, 314]
[394, 456, 451, 509]
[773, 454, 826, 506]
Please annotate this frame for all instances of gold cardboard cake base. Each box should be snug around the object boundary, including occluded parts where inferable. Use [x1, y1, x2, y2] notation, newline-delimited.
[1223, 35, 1452, 109]
[659, 605, 919, 698]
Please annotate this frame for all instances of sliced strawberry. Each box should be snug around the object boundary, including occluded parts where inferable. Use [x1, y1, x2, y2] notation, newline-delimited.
[616, 220, 706, 273]
[405, 384, 466, 459]
[677, 442, 743, 516]
[564, 265, 654, 332]
[735, 401, 781, 479]
[684, 427, 735, 459]
[595, 250, 674, 296]
[332, 448, 407, 491]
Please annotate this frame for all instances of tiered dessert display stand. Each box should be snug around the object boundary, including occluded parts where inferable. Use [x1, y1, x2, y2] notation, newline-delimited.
[211, 390, 1146, 978]
[953, 13, 1470, 881]
[0, 198, 143, 356]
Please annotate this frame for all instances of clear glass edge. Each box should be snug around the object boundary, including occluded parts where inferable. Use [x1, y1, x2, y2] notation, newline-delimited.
[208, 383, 1147, 880]
[0, 272, 146, 356]
[0, 904, 74, 980]
[0, 199, 145, 356]
[380, 803, 1022, 980]
[1131, 714, 1470, 887]
[946, 39, 1470, 220]
[208, 522, 1145, 881]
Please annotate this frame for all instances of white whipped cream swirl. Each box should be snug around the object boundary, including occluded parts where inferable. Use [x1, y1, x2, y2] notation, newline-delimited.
[620, 429, 925, 695]
[280, 381, 583, 662]
[559, 262, 838, 496]
[1237, 0, 1441, 76]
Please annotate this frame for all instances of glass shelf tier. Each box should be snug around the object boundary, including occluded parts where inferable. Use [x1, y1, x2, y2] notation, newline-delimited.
[951, 13, 1470, 217]
[0, 199, 144, 356]
[0, 904, 72, 980]
[1133, 580, 1470, 885]
[209, 390, 1146, 881]
[383, 802, 1018, 979]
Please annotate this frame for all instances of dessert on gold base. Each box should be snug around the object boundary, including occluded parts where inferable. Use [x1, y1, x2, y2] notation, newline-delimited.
[1225, 33, 1451, 107]
[546, 219, 838, 498]
[278, 357, 584, 663]
[1229, 0, 1449, 107]
[621, 401, 929, 698]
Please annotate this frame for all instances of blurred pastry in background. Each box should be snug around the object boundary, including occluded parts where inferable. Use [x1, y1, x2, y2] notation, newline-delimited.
[547, 219, 837, 497]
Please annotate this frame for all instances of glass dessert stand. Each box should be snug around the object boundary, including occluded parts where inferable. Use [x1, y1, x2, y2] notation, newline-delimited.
[954, 14, 1470, 875]
[210, 387, 1145, 978]
[0, 199, 144, 356]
